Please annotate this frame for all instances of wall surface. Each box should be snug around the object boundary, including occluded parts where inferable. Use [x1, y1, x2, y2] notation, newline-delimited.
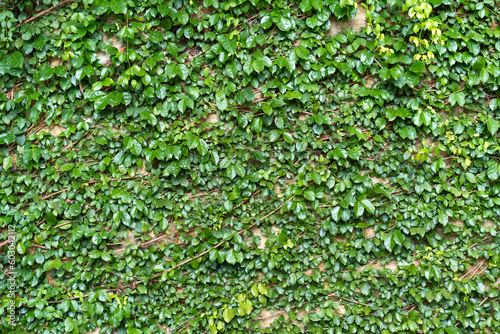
[1, 0, 500, 333]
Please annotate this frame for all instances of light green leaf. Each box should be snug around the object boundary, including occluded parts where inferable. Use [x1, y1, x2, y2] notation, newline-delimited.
[17, 242, 26, 254]
[3, 155, 13, 170]
[223, 308, 235, 323]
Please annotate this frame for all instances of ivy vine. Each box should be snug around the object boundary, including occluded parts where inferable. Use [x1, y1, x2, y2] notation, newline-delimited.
[1, 0, 500, 333]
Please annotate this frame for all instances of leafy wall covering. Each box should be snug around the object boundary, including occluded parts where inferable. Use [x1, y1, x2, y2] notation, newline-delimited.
[1, 0, 500, 333]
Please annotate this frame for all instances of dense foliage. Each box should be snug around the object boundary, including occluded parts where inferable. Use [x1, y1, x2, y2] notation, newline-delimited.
[1, 0, 500, 333]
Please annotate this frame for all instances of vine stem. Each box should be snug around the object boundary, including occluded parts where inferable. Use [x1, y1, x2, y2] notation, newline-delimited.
[152, 182, 312, 279]
[16, 0, 74, 27]
[373, 57, 383, 69]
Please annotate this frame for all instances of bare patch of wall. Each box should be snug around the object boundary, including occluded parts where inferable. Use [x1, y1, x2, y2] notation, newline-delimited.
[328, 6, 367, 36]
[249, 225, 279, 250]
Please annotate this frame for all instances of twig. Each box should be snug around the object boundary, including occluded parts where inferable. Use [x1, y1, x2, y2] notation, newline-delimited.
[171, 310, 204, 333]
[153, 182, 312, 279]
[16, 0, 74, 27]
[339, 296, 370, 307]
[0, 266, 13, 278]
[79, 81, 84, 96]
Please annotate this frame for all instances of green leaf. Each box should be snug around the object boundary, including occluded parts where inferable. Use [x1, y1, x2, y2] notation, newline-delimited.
[486, 119, 499, 136]
[283, 132, 294, 144]
[52, 258, 62, 269]
[304, 190, 316, 201]
[107, 92, 122, 107]
[250, 118, 262, 133]
[445, 327, 460, 334]
[465, 173, 477, 184]
[295, 46, 309, 60]
[221, 35, 237, 54]
[487, 163, 499, 181]
[227, 165, 237, 180]
[35, 253, 44, 264]
[409, 61, 425, 73]
[216, 97, 228, 111]
[390, 66, 402, 80]
[234, 164, 246, 178]
[361, 199, 375, 214]
[61, 163, 74, 171]
[384, 234, 394, 252]
[480, 68, 489, 83]
[360, 282, 370, 296]
[63, 261, 73, 271]
[252, 59, 265, 73]
[177, 11, 189, 25]
[186, 86, 199, 100]
[226, 249, 236, 264]
[109, 0, 127, 14]
[3, 155, 12, 170]
[331, 207, 340, 221]
[251, 284, 259, 297]
[354, 201, 364, 217]
[244, 299, 252, 315]
[490, 99, 498, 111]
[449, 92, 465, 107]
[0, 56, 10, 75]
[311, 0, 322, 9]
[299, 0, 312, 12]
[269, 130, 281, 142]
[258, 283, 267, 295]
[197, 138, 209, 156]
[149, 31, 163, 43]
[379, 68, 391, 80]
[39, 66, 54, 81]
[17, 242, 26, 254]
[340, 208, 350, 222]
[223, 308, 235, 323]
[137, 284, 147, 294]
[393, 230, 404, 246]
[472, 56, 485, 72]
[68, 204, 82, 217]
[404, 72, 419, 87]
[124, 137, 142, 156]
[277, 17, 292, 31]
[9, 51, 24, 68]
[425, 266, 442, 282]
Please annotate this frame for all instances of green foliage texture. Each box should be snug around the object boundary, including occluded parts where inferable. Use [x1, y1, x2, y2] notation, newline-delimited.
[1, 0, 500, 333]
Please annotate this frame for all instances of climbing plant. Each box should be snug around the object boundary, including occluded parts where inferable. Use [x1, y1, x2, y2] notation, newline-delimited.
[1, 0, 500, 333]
